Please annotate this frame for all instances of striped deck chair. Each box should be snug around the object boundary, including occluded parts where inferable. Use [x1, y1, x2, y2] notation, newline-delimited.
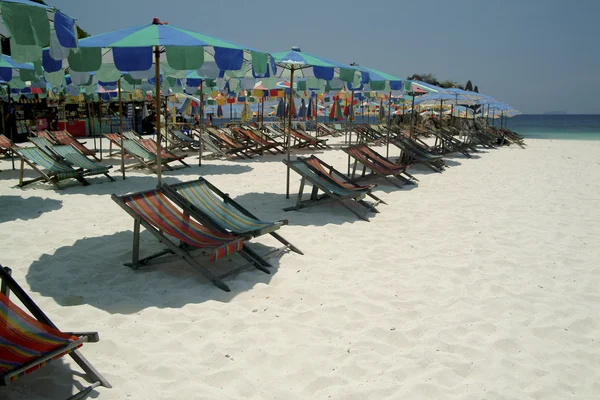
[390, 137, 445, 172]
[162, 178, 303, 257]
[342, 144, 416, 188]
[205, 127, 253, 159]
[289, 128, 330, 149]
[190, 129, 228, 159]
[112, 189, 271, 292]
[0, 134, 15, 158]
[51, 130, 99, 160]
[0, 266, 111, 395]
[104, 134, 164, 173]
[35, 130, 59, 144]
[231, 127, 284, 155]
[14, 147, 88, 188]
[299, 156, 387, 206]
[29, 137, 114, 182]
[283, 158, 379, 221]
[168, 129, 199, 151]
[137, 139, 190, 168]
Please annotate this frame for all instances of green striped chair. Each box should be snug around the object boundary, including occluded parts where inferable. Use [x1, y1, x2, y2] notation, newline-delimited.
[0, 265, 111, 396]
[29, 137, 114, 183]
[283, 158, 380, 221]
[162, 178, 303, 257]
[15, 147, 88, 189]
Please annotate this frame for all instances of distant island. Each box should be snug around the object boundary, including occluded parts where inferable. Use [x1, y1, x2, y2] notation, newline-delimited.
[543, 111, 568, 115]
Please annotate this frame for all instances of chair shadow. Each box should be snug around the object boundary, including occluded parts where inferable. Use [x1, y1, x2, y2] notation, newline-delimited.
[26, 230, 284, 315]
[0, 196, 63, 223]
[2, 358, 100, 400]
[233, 191, 391, 226]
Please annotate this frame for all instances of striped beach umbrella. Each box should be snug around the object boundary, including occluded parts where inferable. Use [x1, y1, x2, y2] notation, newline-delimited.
[62, 18, 272, 183]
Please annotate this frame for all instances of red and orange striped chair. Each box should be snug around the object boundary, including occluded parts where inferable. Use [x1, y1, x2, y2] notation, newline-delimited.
[112, 188, 272, 292]
[0, 266, 110, 397]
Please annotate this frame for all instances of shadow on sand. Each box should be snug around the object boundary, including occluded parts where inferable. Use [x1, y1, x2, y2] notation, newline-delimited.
[0, 196, 63, 224]
[3, 357, 100, 400]
[26, 230, 284, 315]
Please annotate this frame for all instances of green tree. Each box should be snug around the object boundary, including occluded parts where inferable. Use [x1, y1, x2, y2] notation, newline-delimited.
[465, 80, 474, 91]
[473, 86, 479, 93]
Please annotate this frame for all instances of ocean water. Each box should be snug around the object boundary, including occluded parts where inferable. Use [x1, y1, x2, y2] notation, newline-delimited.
[503, 114, 600, 140]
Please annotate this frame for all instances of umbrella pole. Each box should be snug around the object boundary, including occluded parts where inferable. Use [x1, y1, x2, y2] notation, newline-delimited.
[6, 84, 14, 170]
[348, 89, 355, 175]
[410, 94, 415, 138]
[386, 90, 392, 158]
[86, 100, 97, 152]
[286, 66, 294, 199]
[199, 80, 204, 167]
[164, 94, 169, 150]
[98, 96, 103, 160]
[153, 46, 163, 186]
[118, 79, 125, 180]
[0, 94, 12, 170]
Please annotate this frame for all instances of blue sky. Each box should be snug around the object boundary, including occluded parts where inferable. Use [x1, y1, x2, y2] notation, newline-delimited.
[51, 0, 599, 114]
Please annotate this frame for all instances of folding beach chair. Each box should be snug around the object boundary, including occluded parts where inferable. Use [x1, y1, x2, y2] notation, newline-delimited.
[167, 129, 199, 151]
[283, 158, 380, 221]
[390, 136, 446, 173]
[298, 156, 387, 206]
[50, 131, 99, 160]
[231, 127, 284, 155]
[161, 178, 303, 257]
[104, 134, 169, 173]
[189, 129, 229, 159]
[205, 127, 254, 159]
[342, 144, 416, 188]
[29, 137, 114, 183]
[0, 134, 16, 159]
[0, 265, 111, 397]
[289, 128, 330, 149]
[112, 189, 272, 292]
[14, 147, 88, 189]
[35, 130, 59, 144]
[137, 139, 190, 168]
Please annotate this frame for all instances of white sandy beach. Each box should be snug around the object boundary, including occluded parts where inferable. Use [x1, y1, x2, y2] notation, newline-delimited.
[0, 137, 599, 399]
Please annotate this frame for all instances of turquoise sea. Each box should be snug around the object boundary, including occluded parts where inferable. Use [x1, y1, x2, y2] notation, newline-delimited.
[503, 114, 600, 140]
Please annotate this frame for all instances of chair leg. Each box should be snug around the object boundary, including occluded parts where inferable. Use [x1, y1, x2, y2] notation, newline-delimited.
[130, 219, 140, 269]
[69, 350, 112, 389]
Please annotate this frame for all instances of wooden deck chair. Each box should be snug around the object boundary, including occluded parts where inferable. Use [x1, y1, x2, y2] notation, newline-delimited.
[29, 137, 114, 182]
[299, 155, 387, 206]
[104, 134, 168, 173]
[289, 128, 330, 149]
[263, 124, 286, 140]
[161, 178, 303, 257]
[342, 144, 416, 188]
[14, 147, 88, 189]
[112, 189, 272, 292]
[205, 127, 254, 159]
[390, 137, 445, 173]
[189, 129, 229, 159]
[137, 139, 190, 169]
[50, 131, 99, 160]
[35, 130, 59, 144]
[231, 127, 284, 155]
[283, 158, 379, 221]
[0, 134, 16, 159]
[167, 129, 199, 151]
[0, 265, 111, 396]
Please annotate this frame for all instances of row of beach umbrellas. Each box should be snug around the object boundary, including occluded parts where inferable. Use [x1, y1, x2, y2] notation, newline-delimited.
[0, 1, 518, 194]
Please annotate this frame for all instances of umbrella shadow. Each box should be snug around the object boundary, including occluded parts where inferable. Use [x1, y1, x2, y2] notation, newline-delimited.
[26, 230, 284, 314]
[0, 196, 63, 223]
[3, 358, 101, 400]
